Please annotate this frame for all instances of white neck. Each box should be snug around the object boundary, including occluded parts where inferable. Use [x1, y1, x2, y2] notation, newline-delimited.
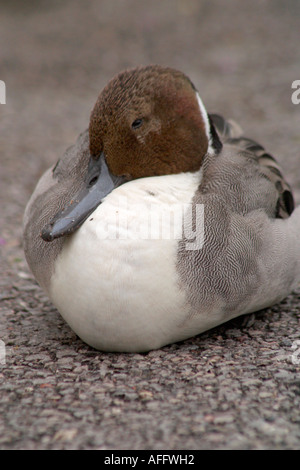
[196, 92, 214, 155]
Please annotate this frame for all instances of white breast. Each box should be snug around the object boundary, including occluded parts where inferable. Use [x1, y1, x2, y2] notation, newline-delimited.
[49, 171, 203, 352]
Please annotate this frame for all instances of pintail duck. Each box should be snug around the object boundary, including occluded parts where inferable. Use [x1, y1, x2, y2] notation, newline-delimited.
[23, 65, 300, 352]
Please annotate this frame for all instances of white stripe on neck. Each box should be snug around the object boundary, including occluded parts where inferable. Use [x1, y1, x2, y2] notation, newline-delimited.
[196, 92, 214, 155]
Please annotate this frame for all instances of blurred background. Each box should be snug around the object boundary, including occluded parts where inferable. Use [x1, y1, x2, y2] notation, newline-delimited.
[1, 0, 300, 215]
[0, 0, 300, 450]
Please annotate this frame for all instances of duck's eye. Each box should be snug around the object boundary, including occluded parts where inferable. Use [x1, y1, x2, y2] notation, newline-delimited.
[131, 118, 143, 130]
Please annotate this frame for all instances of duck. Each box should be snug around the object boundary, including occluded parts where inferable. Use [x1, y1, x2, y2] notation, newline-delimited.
[23, 65, 300, 352]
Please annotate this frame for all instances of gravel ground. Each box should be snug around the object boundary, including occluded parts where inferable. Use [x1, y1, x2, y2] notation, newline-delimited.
[0, 0, 300, 450]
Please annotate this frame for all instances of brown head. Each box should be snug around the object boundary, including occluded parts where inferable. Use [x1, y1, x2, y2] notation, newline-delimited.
[89, 65, 221, 178]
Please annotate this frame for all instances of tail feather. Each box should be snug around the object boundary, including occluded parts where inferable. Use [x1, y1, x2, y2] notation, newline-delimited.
[209, 113, 295, 219]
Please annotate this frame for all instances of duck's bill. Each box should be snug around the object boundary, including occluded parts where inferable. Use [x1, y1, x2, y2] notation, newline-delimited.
[41, 153, 127, 242]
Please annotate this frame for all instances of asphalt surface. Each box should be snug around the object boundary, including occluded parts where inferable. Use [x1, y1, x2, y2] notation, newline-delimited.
[0, 0, 300, 450]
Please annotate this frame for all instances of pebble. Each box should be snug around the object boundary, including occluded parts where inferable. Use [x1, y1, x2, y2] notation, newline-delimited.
[213, 413, 235, 425]
[53, 428, 78, 442]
